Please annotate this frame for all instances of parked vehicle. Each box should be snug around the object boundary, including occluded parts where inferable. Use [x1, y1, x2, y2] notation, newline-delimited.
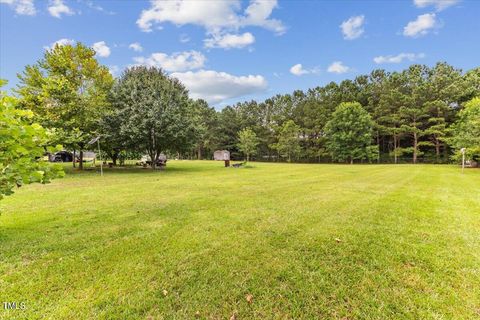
[51, 151, 75, 162]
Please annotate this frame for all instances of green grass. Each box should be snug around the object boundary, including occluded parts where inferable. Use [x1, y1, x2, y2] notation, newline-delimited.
[1, 161, 479, 319]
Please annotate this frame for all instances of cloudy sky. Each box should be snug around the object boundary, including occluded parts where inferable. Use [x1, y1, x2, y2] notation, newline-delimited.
[1, 0, 479, 107]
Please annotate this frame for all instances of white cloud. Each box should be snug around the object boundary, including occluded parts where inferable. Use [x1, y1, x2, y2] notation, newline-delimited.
[92, 41, 111, 57]
[108, 65, 120, 76]
[289, 63, 319, 76]
[0, 0, 36, 15]
[373, 52, 426, 64]
[137, 0, 235, 32]
[44, 38, 75, 50]
[136, 0, 285, 35]
[179, 34, 190, 43]
[48, 0, 74, 18]
[290, 64, 308, 76]
[133, 50, 206, 72]
[204, 32, 255, 49]
[171, 70, 267, 104]
[242, 0, 285, 34]
[340, 15, 365, 40]
[85, 0, 115, 15]
[327, 61, 350, 74]
[129, 42, 143, 52]
[413, 0, 460, 11]
[403, 13, 437, 37]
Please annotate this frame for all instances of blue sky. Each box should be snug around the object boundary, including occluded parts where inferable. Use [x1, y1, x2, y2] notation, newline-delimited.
[1, 0, 479, 108]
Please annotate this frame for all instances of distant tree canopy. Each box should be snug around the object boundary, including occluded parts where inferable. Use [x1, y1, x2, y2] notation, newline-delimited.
[202, 63, 479, 164]
[1, 81, 63, 200]
[191, 99, 218, 160]
[271, 120, 302, 162]
[16, 43, 114, 169]
[325, 102, 375, 164]
[13, 45, 480, 166]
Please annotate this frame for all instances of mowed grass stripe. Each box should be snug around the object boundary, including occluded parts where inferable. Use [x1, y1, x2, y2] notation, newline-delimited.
[0, 161, 479, 319]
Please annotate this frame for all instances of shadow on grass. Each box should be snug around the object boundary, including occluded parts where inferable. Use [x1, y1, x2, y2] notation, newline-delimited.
[60, 163, 224, 176]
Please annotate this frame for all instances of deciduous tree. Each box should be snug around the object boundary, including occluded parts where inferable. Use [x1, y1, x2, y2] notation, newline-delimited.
[0, 81, 63, 200]
[16, 43, 113, 169]
[237, 128, 259, 162]
[449, 97, 480, 163]
[324, 102, 376, 164]
[111, 66, 195, 169]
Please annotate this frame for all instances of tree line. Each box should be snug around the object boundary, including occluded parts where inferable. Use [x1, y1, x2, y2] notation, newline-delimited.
[206, 64, 479, 164]
[2, 43, 478, 202]
[12, 43, 480, 171]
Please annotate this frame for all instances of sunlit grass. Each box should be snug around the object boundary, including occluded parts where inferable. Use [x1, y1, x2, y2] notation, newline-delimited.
[1, 161, 479, 319]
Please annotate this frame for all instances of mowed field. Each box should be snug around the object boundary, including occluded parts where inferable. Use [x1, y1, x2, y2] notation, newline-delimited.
[0, 161, 479, 319]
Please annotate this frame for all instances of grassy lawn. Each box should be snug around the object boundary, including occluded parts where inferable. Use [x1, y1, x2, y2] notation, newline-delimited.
[1, 161, 479, 319]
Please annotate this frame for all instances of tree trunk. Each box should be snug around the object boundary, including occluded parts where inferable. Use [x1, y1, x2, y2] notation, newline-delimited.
[393, 135, 398, 164]
[376, 131, 380, 164]
[151, 127, 156, 169]
[79, 150, 84, 170]
[435, 138, 440, 163]
[73, 150, 76, 168]
[150, 151, 156, 170]
[112, 153, 118, 166]
[350, 157, 353, 165]
[246, 153, 249, 162]
[413, 132, 417, 164]
[197, 146, 202, 160]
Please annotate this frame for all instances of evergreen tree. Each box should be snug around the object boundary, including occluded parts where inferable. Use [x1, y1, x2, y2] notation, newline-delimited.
[397, 65, 430, 164]
[191, 99, 218, 160]
[271, 120, 302, 162]
[424, 62, 464, 162]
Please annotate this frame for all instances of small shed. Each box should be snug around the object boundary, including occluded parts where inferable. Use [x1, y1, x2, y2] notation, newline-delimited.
[214, 150, 230, 161]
